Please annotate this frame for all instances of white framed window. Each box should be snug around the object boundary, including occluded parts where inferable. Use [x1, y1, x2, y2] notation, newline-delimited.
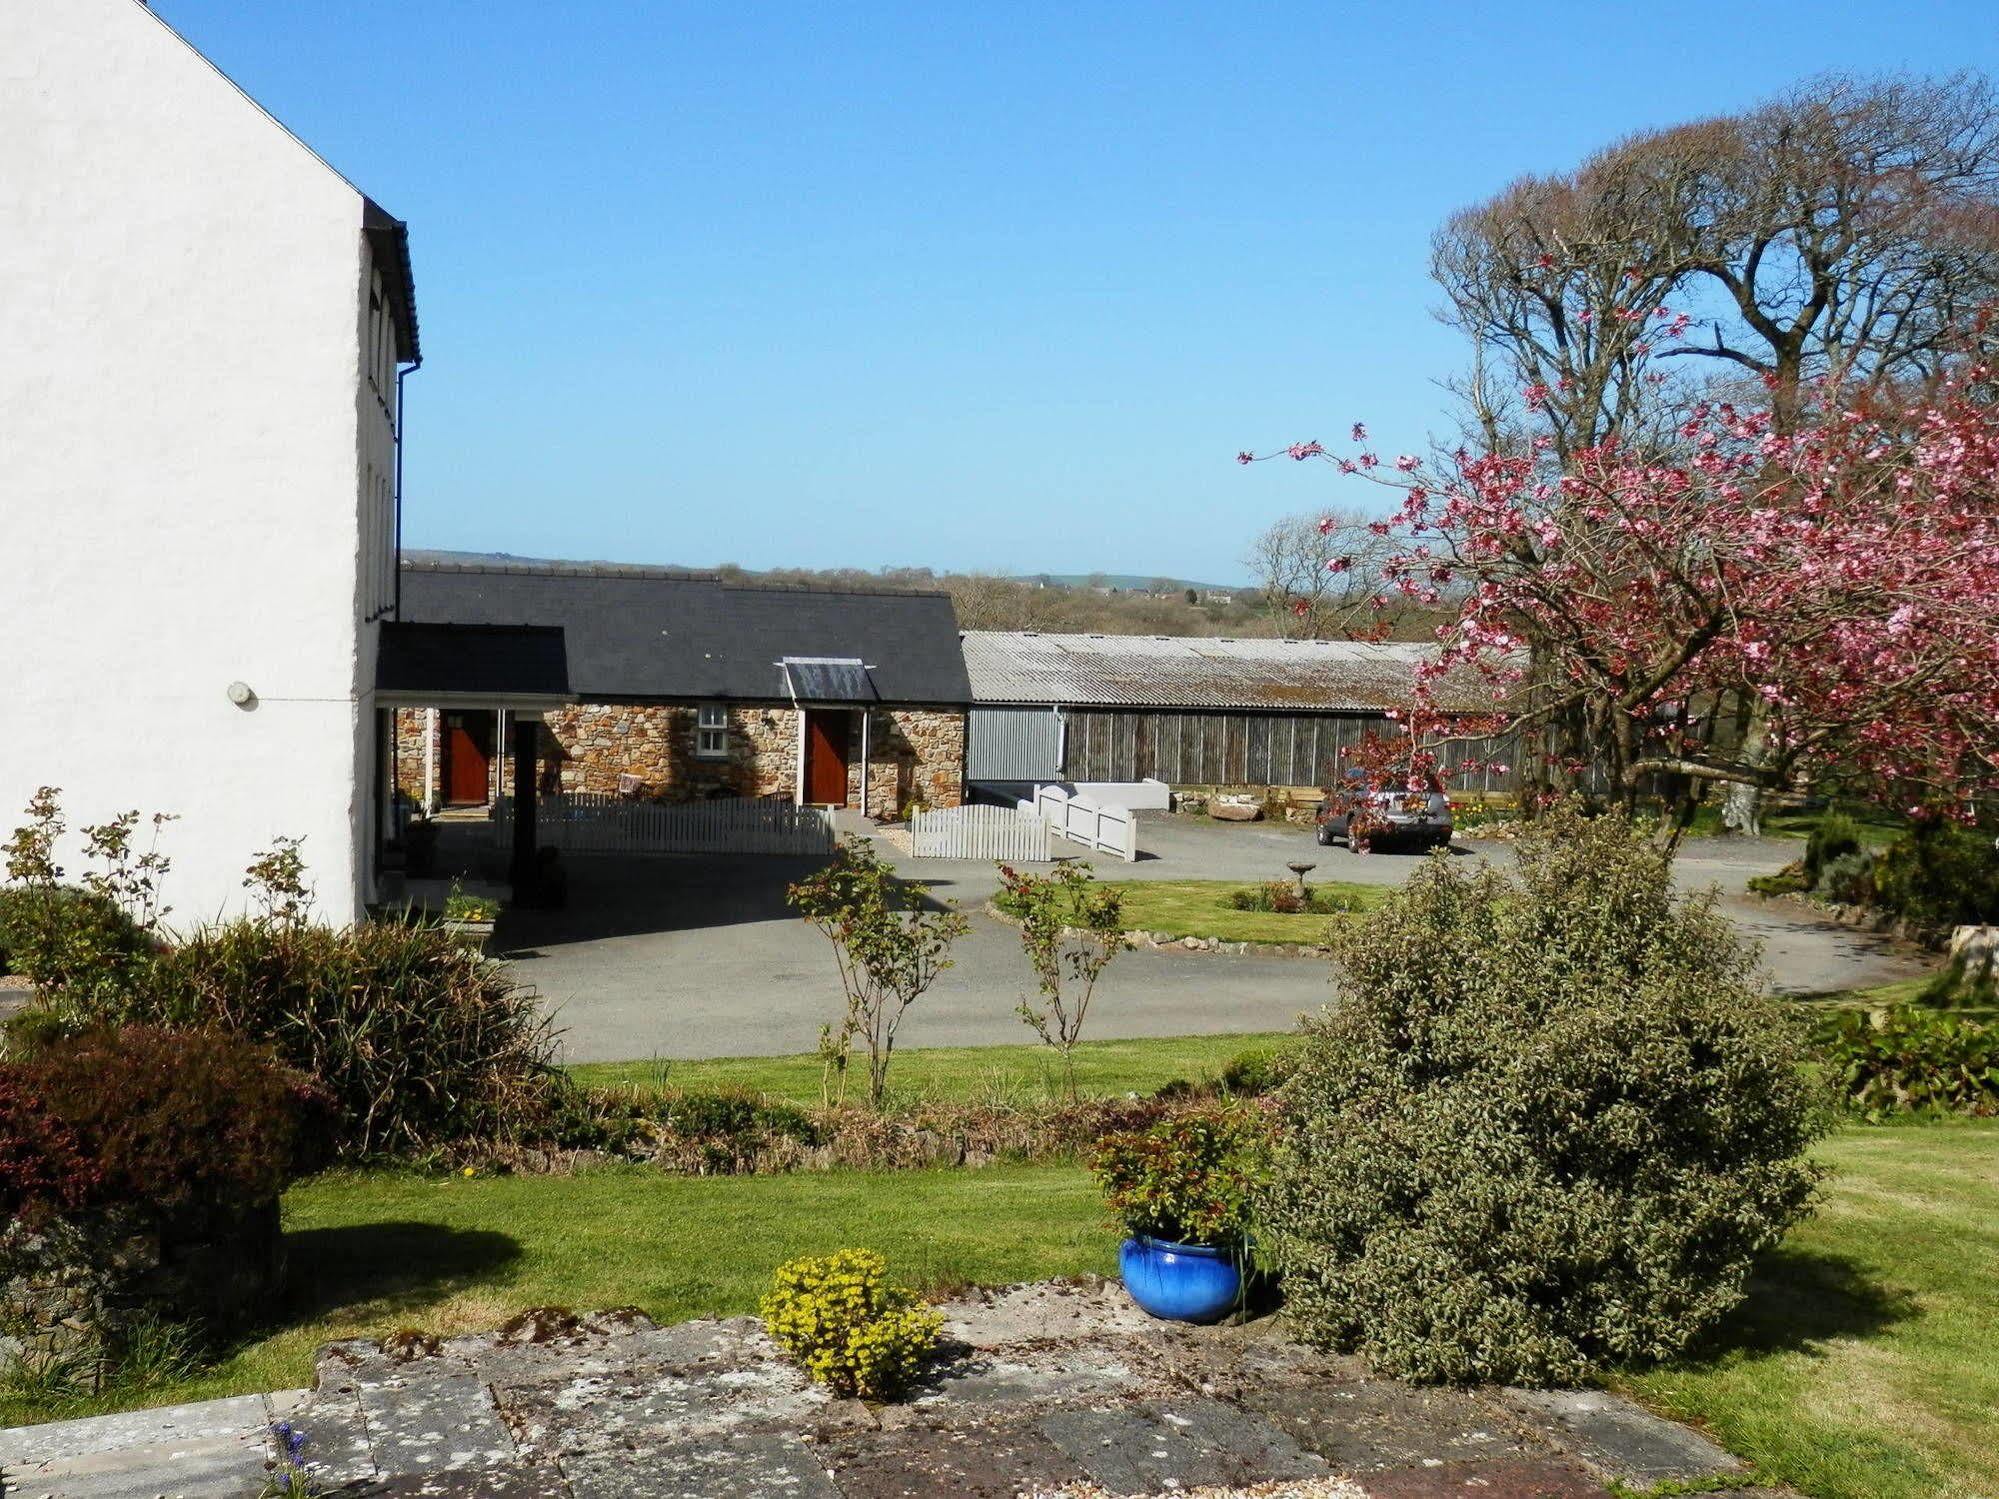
[695, 704, 729, 759]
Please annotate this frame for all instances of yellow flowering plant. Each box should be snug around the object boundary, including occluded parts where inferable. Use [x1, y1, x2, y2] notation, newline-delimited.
[758, 1249, 941, 1400]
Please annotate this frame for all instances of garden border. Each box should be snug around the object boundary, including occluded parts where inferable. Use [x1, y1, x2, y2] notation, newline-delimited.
[981, 899, 1334, 958]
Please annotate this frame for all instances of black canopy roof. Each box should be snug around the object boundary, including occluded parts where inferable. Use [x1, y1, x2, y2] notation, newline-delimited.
[393, 560, 970, 706]
[377, 621, 569, 700]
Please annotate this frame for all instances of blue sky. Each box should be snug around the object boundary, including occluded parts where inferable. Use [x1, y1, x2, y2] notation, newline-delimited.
[160, 1, 1998, 582]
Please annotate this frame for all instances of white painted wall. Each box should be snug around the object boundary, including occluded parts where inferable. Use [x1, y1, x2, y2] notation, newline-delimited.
[0, 0, 388, 926]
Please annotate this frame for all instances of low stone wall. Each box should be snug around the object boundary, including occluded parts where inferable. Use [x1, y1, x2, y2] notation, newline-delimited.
[0, 1201, 283, 1385]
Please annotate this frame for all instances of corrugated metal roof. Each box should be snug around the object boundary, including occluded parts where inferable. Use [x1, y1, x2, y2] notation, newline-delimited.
[960, 632, 1492, 713]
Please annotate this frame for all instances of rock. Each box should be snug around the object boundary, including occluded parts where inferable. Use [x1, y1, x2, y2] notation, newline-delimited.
[381, 1328, 444, 1362]
[1210, 802, 1263, 822]
[497, 1306, 583, 1345]
[1951, 924, 1997, 982]
[1503, 1387, 1745, 1488]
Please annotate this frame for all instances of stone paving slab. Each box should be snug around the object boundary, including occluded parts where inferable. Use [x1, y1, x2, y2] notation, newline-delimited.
[351, 1369, 519, 1477]
[1504, 1386, 1746, 1487]
[818, 1418, 1085, 1499]
[0, 1281, 1786, 1499]
[0, 1393, 275, 1499]
[1244, 1381, 1545, 1474]
[562, 1431, 841, 1499]
[504, 1358, 842, 1460]
[1040, 1396, 1332, 1495]
[268, 1386, 377, 1488]
[1355, 1457, 1613, 1497]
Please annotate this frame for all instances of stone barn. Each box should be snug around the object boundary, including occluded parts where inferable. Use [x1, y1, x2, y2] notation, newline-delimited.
[393, 560, 970, 815]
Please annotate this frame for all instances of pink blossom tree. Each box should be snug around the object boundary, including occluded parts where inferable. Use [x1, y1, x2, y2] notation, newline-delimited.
[1244, 362, 1999, 833]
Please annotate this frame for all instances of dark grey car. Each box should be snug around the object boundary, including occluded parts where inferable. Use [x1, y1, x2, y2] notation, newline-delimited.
[1315, 771, 1452, 851]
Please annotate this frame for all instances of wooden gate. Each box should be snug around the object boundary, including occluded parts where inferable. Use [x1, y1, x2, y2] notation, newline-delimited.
[910, 805, 1051, 861]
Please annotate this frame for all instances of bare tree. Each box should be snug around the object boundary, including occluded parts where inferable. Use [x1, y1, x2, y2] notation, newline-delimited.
[1643, 73, 1999, 425]
[1246, 509, 1396, 639]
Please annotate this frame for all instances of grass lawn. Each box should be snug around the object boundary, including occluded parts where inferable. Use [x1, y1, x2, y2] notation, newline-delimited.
[1621, 1120, 1999, 1499]
[1793, 971, 1996, 1024]
[8, 1013, 1995, 1499]
[9, 1122, 1992, 1499]
[0, 1163, 1116, 1430]
[1682, 797, 1908, 848]
[1096, 878, 1385, 946]
[570, 1030, 1292, 1107]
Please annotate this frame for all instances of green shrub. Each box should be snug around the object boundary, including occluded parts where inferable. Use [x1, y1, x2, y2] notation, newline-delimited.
[1091, 1108, 1270, 1247]
[1226, 882, 1365, 915]
[1816, 849, 1877, 905]
[443, 883, 501, 922]
[1869, 821, 1999, 929]
[642, 1087, 825, 1173]
[1218, 1046, 1293, 1097]
[2, 790, 172, 1020]
[13, 1026, 309, 1225]
[1804, 810, 1864, 886]
[1260, 803, 1828, 1386]
[759, 1249, 942, 1399]
[136, 919, 559, 1158]
[1747, 862, 1810, 897]
[1816, 1006, 1999, 1119]
[0, 885, 152, 1013]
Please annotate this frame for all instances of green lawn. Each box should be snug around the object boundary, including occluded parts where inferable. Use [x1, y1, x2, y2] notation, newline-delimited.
[1682, 798, 1908, 847]
[11, 1123, 1992, 1499]
[1622, 1120, 1999, 1499]
[570, 1030, 1291, 1106]
[0, 1163, 1117, 1430]
[1096, 878, 1385, 946]
[8, 1018, 1995, 1499]
[1793, 971, 1996, 1024]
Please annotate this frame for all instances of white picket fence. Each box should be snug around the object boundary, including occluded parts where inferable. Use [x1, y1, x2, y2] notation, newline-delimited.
[497, 793, 836, 856]
[1026, 784, 1137, 862]
[910, 804, 1052, 861]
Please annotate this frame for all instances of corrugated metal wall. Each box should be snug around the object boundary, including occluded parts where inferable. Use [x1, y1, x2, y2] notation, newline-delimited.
[1059, 708, 1517, 791]
[966, 706, 1065, 781]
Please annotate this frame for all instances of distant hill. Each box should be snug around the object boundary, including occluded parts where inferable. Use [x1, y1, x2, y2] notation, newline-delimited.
[1038, 573, 1252, 594]
[405, 552, 1252, 595]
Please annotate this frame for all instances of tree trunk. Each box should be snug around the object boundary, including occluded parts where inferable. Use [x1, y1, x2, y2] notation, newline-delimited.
[1721, 702, 1771, 838]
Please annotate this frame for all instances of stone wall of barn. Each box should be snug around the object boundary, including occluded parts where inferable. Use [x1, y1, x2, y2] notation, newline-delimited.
[394, 707, 438, 804]
[391, 704, 964, 810]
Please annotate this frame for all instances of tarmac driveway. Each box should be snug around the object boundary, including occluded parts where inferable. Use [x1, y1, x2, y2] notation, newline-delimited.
[499, 816, 1931, 1064]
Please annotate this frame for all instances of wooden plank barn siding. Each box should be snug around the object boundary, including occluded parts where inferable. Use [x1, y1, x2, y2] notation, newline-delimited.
[1060, 708, 1516, 791]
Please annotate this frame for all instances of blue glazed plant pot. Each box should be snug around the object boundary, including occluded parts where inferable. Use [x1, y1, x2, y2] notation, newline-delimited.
[1118, 1235, 1243, 1323]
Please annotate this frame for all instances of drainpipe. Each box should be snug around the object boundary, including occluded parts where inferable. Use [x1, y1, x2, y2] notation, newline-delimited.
[392, 361, 417, 618]
[859, 710, 872, 817]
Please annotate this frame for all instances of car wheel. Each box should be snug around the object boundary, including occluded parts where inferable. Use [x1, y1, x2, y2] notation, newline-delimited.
[1315, 825, 1334, 846]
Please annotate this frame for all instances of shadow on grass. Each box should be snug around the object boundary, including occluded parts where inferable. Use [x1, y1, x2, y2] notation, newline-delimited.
[280, 1221, 523, 1324]
[1671, 1244, 1916, 1367]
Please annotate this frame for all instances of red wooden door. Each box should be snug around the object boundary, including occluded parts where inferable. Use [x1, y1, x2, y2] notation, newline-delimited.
[443, 714, 492, 804]
[803, 710, 850, 805]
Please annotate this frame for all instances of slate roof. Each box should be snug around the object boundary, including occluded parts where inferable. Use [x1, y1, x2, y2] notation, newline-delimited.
[376, 623, 568, 698]
[960, 631, 1493, 713]
[396, 560, 971, 705]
